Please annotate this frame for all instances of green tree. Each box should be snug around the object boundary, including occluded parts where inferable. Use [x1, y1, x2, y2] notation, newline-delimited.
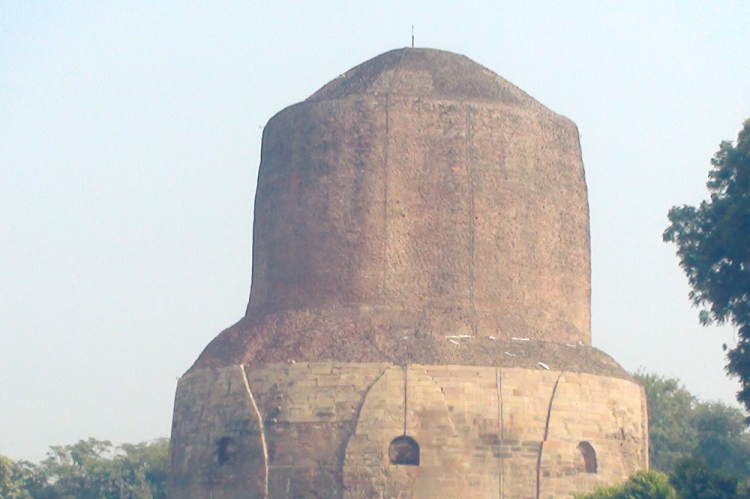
[634, 372, 698, 472]
[35, 438, 118, 499]
[635, 372, 750, 479]
[576, 470, 676, 499]
[691, 403, 750, 478]
[117, 439, 168, 499]
[32, 438, 168, 499]
[0, 456, 34, 499]
[663, 118, 750, 412]
[669, 458, 739, 499]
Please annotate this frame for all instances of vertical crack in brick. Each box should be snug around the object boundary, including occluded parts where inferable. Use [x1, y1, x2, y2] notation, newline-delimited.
[497, 367, 504, 499]
[403, 364, 408, 436]
[537, 372, 563, 499]
[339, 365, 389, 463]
[239, 364, 269, 499]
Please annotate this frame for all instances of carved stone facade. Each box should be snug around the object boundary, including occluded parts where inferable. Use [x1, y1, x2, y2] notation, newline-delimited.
[169, 48, 648, 499]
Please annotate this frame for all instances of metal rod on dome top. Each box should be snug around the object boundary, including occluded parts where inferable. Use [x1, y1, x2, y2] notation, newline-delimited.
[411, 25, 414, 48]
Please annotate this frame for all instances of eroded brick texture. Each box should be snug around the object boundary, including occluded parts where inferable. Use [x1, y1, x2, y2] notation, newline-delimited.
[191, 48, 592, 372]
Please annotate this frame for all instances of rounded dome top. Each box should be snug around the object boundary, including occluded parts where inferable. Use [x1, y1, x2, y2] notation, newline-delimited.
[307, 48, 536, 106]
[190, 48, 610, 376]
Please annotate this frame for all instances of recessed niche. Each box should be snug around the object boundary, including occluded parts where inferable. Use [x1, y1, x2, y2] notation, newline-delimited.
[389, 436, 419, 466]
[217, 437, 236, 466]
[577, 441, 597, 473]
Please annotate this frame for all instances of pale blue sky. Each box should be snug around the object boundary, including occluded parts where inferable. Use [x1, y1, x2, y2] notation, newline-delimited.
[2, 1, 749, 461]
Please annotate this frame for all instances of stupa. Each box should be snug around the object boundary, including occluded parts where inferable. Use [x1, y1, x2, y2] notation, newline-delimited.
[169, 48, 648, 499]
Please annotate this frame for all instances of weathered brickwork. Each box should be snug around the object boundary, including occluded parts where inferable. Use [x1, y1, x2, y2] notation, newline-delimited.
[170, 363, 647, 499]
[170, 48, 648, 498]
[192, 48, 593, 373]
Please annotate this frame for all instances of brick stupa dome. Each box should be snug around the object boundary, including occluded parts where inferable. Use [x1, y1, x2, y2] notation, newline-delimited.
[170, 48, 647, 499]
[190, 48, 623, 378]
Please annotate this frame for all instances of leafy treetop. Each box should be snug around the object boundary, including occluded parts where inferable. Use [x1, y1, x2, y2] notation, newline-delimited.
[664, 118, 750, 413]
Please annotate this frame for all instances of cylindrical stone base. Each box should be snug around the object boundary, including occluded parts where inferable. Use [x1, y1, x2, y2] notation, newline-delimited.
[169, 362, 647, 499]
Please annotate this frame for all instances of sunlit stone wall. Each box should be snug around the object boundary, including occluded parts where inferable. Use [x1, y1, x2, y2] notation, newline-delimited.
[170, 363, 647, 499]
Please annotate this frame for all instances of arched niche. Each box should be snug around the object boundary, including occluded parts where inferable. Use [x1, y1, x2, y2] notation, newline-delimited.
[389, 436, 420, 466]
[577, 441, 597, 473]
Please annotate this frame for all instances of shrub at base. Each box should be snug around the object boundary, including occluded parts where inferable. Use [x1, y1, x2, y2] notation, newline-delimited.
[576, 470, 676, 499]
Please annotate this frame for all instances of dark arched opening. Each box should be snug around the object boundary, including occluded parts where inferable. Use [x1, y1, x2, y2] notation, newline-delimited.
[217, 437, 236, 465]
[389, 436, 419, 466]
[577, 441, 597, 473]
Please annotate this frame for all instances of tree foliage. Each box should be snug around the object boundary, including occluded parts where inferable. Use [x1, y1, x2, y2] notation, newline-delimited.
[664, 119, 750, 412]
[0, 456, 34, 499]
[670, 458, 739, 499]
[577, 462, 744, 499]
[634, 372, 750, 479]
[0, 438, 168, 499]
[691, 403, 750, 478]
[576, 470, 676, 499]
[635, 372, 697, 472]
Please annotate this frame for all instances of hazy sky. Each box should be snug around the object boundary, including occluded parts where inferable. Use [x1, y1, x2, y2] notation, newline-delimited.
[2, 1, 749, 462]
